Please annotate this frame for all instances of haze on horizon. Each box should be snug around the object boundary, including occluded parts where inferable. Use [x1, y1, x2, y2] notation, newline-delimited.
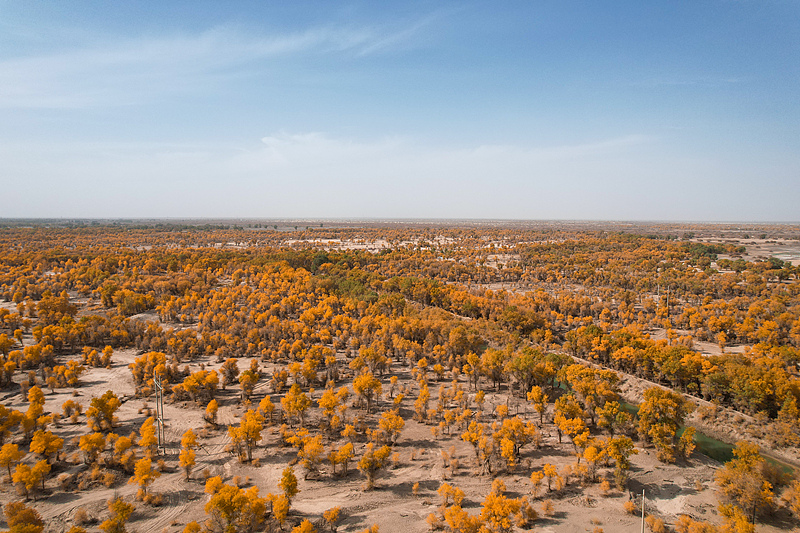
[1, 1, 798, 222]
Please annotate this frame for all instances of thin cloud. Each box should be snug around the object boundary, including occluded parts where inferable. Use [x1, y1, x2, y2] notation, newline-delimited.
[355, 11, 444, 56]
[0, 20, 433, 109]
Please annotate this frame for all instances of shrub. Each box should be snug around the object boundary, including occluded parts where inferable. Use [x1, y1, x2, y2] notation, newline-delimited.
[645, 515, 666, 533]
[541, 499, 554, 517]
[74, 507, 91, 525]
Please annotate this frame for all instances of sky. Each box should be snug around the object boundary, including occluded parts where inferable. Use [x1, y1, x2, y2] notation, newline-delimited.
[1, 0, 798, 221]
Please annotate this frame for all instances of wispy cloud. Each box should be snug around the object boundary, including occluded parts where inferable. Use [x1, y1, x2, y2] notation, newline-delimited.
[0, 20, 431, 109]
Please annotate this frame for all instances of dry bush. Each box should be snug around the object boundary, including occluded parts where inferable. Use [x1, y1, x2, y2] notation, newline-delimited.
[202, 468, 211, 480]
[58, 473, 73, 490]
[645, 515, 666, 533]
[74, 507, 91, 525]
[449, 457, 459, 474]
[541, 499, 554, 517]
[600, 479, 612, 496]
[695, 405, 716, 421]
[624, 501, 638, 514]
[252, 458, 261, 467]
[694, 479, 704, 492]
[157, 459, 166, 472]
[146, 493, 164, 506]
[233, 475, 243, 487]
[103, 471, 117, 488]
[412, 482, 420, 497]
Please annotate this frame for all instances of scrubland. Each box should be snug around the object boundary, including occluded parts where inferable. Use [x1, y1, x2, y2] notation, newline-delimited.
[0, 221, 799, 533]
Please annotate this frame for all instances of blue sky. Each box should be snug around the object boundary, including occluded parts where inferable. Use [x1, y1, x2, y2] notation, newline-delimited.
[1, 1, 798, 221]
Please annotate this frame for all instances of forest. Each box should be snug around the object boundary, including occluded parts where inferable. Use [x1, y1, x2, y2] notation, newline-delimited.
[0, 221, 799, 533]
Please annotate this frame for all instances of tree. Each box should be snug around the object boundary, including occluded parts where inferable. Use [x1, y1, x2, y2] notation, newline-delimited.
[279, 466, 299, 503]
[357, 443, 391, 490]
[4, 501, 44, 533]
[27, 385, 45, 421]
[716, 441, 775, 523]
[179, 429, 197, 482]
[784, 480, 800, 517]
[553, 393, 587, 446]
[32, 459, 50, 491]
[353, 371, 382, 414]
[479, 490, 522, 533]
[543, 463, 558, 492]
[281, 384, 311, 427]
[637, 387, 693, 463]
[415, 383, 430, 422]
[596, 400, 632, 436]
[79, 432, 106, 464]
[298, 434, 324, 479]
[0, 404, 23, 444]
[228, 409, 263, 462]
[30, 429, 63, 463]
[13, 461, 48, 500]
[378, 409, 405, 445]
[99, 497, 134, 533]
[62, 399, 83, 423]
[129, 457, 160, 499]
[527, 386, 548, 424]
[318, 388, 341, 431]
[492, 416, 539, 470]
[220, 358, 239, 390]
[329, 442, 354, 476]
[87, 390, 121, 432]
[529, 471, 544, 497]
[606, 435, 638, 488]
[481, 347, 508, 391]
[258, 395, 276, 425]
[238, 370, 258, 400]
[204, 478, 268, 533]
[269, 493, 290, 530]
[0, 443, 23, 478]
[323, 507, 341, 532]
[138, 417, 158, 458]
[205, 398, 219, 425]
[113, 435, 136, 471]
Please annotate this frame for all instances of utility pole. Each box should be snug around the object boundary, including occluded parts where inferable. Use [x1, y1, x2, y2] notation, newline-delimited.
[154, 374, 166, 455]
[641, 489, 646, 533]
